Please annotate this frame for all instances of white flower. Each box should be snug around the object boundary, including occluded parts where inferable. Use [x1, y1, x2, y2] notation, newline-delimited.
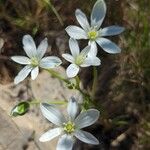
[11, 34, 62, 84]
[62, 38, 101, 78]
[39, 97, 100, 150]
[65, 0, 125, 56]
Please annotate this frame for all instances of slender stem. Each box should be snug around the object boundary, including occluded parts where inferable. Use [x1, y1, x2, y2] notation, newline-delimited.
[46, 69, 69, 83]
[48, 0, 64, 26]
[47, 69, 92, 108]
[29, 99, 67, 105]
[75, 75, 88, 97]
[75, 75, 80, 89]
[91, 66, 98, 99]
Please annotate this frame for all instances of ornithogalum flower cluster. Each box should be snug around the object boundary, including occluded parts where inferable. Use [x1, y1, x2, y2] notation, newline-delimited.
[11, 35, 62, 84]
[66, 0, 124, 56]
[10, 0, 125, 150]
[40, 97, 100, 150]
[62, 38, 101, 78]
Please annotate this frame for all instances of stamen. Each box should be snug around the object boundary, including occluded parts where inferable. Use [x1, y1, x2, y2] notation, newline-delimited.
[88, 30, 98, 40]
[63, 121, 75, 134]
[31, 57, 39, 67]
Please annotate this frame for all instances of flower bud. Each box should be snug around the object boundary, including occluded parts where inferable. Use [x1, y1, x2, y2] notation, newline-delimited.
[10, 102, 30, 117]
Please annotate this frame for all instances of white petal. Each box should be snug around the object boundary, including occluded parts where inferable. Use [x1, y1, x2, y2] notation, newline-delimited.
[100, 26, 125, 36]
[74, 109, 100, 129]
[90, 57, 101, 66]
[91, 0, 106, 29]
[80, 45, 91, 57]
[39, 128, 62, 142]
[40, 103, 66, 126]
[40, 56, 62, 69]
[67, 97, 79, 121]
[66, 64, 80, 78]
[69, 38, 80, 57]
[81, 57, 101, 67]
[96, 37, 121, 54]
[74, 130, 99, 145]
[65, 26, 88, 39]
[75, 9, 90, 31]
[22, 34, 37, 58]
[37, 38, 48, 59]
[88, 41, 98, 57]
[56, 135, 74, 150]
[11, 56, 31, 65]
[14, 65, 32, 84]
[31, 66, 39, 80]
[62, 53, 74, 63]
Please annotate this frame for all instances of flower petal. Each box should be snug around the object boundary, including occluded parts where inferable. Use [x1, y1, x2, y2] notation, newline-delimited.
[75, 9, 90, 31]
[67, 97, 79, 121]
[80, 45, 91, 58]
[69, 38, 80, 57]
[22, 34, 37, 58]
[37, 38, 48, 59]
[75, 109, 100, 129]
[11, 56, 31, 65]
[88, 41, 98, 57]
[66, 64, 80, 78]
[14, 65, 32, 84]
[81, 57, 101, 67]
[99, 26, 125, 36]
[31, 66, 39, 80]
[74, 130, 99, 145]
[39, 128, 62, 142]
[40, 103, 66, 126]
[65, 26, 88, 39]
[40, 56, 62, 69]
[96, 37, 121, 54]
[56, 134, 74, 150]
[91, 0, 106, 29]
[62, 53, 74, 63]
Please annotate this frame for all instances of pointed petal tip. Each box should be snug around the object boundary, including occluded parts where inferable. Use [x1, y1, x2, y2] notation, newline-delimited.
[14, 78, 19, 85]
[65, 26, 88, 39]
[23, 34, 31, 38]
[39, 128, 62, 142]
[75, 8, 80, 13]
[74, 130, 99, 145]
[67, 96, 79, 120]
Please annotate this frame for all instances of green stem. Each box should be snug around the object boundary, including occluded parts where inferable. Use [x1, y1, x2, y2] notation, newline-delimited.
[47, 69, 69, 83]
[48, 0, 64, 26]
[75, 75, 80, 89]
[91, 66, 98, 99]
[47, 69, 92, 109]
[29, 99, 67, 105]
[75, 75, 88, 97]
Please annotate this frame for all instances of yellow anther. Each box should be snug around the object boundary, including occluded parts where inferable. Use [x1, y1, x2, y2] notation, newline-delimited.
[63, 121, 75, 134]
[88, 30, 98, 40]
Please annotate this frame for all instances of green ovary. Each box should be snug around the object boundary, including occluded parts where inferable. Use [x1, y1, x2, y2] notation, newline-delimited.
[63, 121, 75, 134]
[31, 57, 39, 67]
[75, 55, 85, 65]
[88, 30, 98, 40]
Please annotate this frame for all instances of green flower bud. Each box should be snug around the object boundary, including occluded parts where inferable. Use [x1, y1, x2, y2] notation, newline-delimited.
[10, 102, 30, 117]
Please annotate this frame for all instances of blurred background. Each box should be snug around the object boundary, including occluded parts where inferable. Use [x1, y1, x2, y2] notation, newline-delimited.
[0, 0, 149, 150]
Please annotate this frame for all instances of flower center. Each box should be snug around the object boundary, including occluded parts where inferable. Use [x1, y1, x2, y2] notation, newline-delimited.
[75, 55, 86, 65]
[63, 121, 75, 134]
[88, 30, 98, 40]
[31, 57, 39, 67]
